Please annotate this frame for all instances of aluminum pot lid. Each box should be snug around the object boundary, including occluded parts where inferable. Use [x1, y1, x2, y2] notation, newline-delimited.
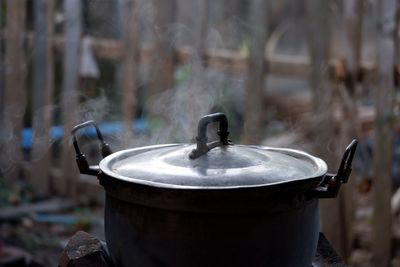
[99, 143, 328, 189]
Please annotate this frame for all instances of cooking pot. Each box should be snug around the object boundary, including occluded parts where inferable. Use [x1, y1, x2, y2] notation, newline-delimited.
[71, 113, 357, 267]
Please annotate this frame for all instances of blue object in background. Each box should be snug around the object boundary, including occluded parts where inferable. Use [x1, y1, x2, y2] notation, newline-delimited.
[354, 135, 400, 187]
[21, 119, 149, 150]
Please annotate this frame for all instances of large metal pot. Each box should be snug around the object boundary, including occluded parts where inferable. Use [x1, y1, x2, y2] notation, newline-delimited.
[71, 113, 357, 267]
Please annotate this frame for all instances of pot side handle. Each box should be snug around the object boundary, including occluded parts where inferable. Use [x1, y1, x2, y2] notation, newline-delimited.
[308, 139, 358, 198]
[71, 120, 112, 176]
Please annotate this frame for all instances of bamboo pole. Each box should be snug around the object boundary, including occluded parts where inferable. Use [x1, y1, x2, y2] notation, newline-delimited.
[2, 0, 27, 183]
[396, 1, 400, 77]
[192, 1, 208, 61]
[337, 0, 365, 256]
[150, 0, 177, 96]
[306, 0, 349, 258]
[372, 0, 397, 265]
[30, 0, 55, 196]
[61, 0, 82, 197]
[241, 0, 268, 144]
[344, 0, 365, 95]
[0, 0, 4, 128]
[119, 0, 138, 137]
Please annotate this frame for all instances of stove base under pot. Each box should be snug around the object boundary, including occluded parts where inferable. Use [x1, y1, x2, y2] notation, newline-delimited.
[313, 234, 346, 267]
[59, 231, 345, 267]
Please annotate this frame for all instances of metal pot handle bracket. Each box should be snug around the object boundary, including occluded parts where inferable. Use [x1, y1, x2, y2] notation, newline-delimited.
[309, 139, 358, 198]
[71, 120, 112, 176]
[189, 113, 232, 159]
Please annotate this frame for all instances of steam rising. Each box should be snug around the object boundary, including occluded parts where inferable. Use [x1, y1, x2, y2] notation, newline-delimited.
[0, 1, 336, 177]
[0, 2, 250, 176]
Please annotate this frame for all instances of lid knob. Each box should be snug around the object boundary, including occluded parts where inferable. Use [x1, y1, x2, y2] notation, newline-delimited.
[189, 113, 231, 159]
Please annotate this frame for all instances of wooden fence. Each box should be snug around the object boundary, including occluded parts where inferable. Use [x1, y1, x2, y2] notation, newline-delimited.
[0, 0, 379, 200]
[1, 0, 371, 198]
[1, 0, 398, 262]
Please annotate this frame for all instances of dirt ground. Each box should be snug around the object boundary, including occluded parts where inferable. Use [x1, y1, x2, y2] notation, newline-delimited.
[0, 196, 105, 266]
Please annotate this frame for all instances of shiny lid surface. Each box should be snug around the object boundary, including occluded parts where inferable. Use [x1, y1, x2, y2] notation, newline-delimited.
[99, 144, 327, 189]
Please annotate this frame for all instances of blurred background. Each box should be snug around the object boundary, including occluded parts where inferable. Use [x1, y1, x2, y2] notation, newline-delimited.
[0, 0, 399, 266]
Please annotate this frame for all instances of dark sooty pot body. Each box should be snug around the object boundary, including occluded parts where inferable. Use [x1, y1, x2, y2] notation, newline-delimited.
[102, 178, 320, 267]
[71, 118, 356, 267]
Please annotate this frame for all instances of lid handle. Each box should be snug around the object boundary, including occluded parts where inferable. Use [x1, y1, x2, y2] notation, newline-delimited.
[189, 113, 232, 159]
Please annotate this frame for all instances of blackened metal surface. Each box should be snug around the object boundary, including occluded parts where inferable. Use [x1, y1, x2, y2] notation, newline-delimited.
[100, 173, 321, 213]
[104, 195, 320, 267]
[312, 233, 346, 267]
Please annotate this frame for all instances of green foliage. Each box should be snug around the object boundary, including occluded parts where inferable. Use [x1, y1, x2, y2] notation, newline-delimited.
[239, 40, 250, 57]
[174, 65, 191, 84]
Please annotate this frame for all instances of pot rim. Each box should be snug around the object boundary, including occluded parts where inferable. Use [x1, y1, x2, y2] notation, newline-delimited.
[99, 143, 328, 190]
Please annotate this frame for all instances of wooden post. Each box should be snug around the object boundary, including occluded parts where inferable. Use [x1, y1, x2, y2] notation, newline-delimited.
[1, 0, 26, 183]
[396, 2, 400, 79]
[208, 0, 224, 27]
[336, 0, 365, 256]
[306, 0, 349, 258]
[0, 0, 4, 127]
[176, 0, 208, 60]
[149, 0, 176, 96]
[372, 0, 397, 265]
[30, 0, 55, 196]
[119, 0, 138, 136]
[61, 0, 82, 197]
[344, 0, 364, 96]
[192, 1, 208, 60]
[241, 0, 268, 144]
